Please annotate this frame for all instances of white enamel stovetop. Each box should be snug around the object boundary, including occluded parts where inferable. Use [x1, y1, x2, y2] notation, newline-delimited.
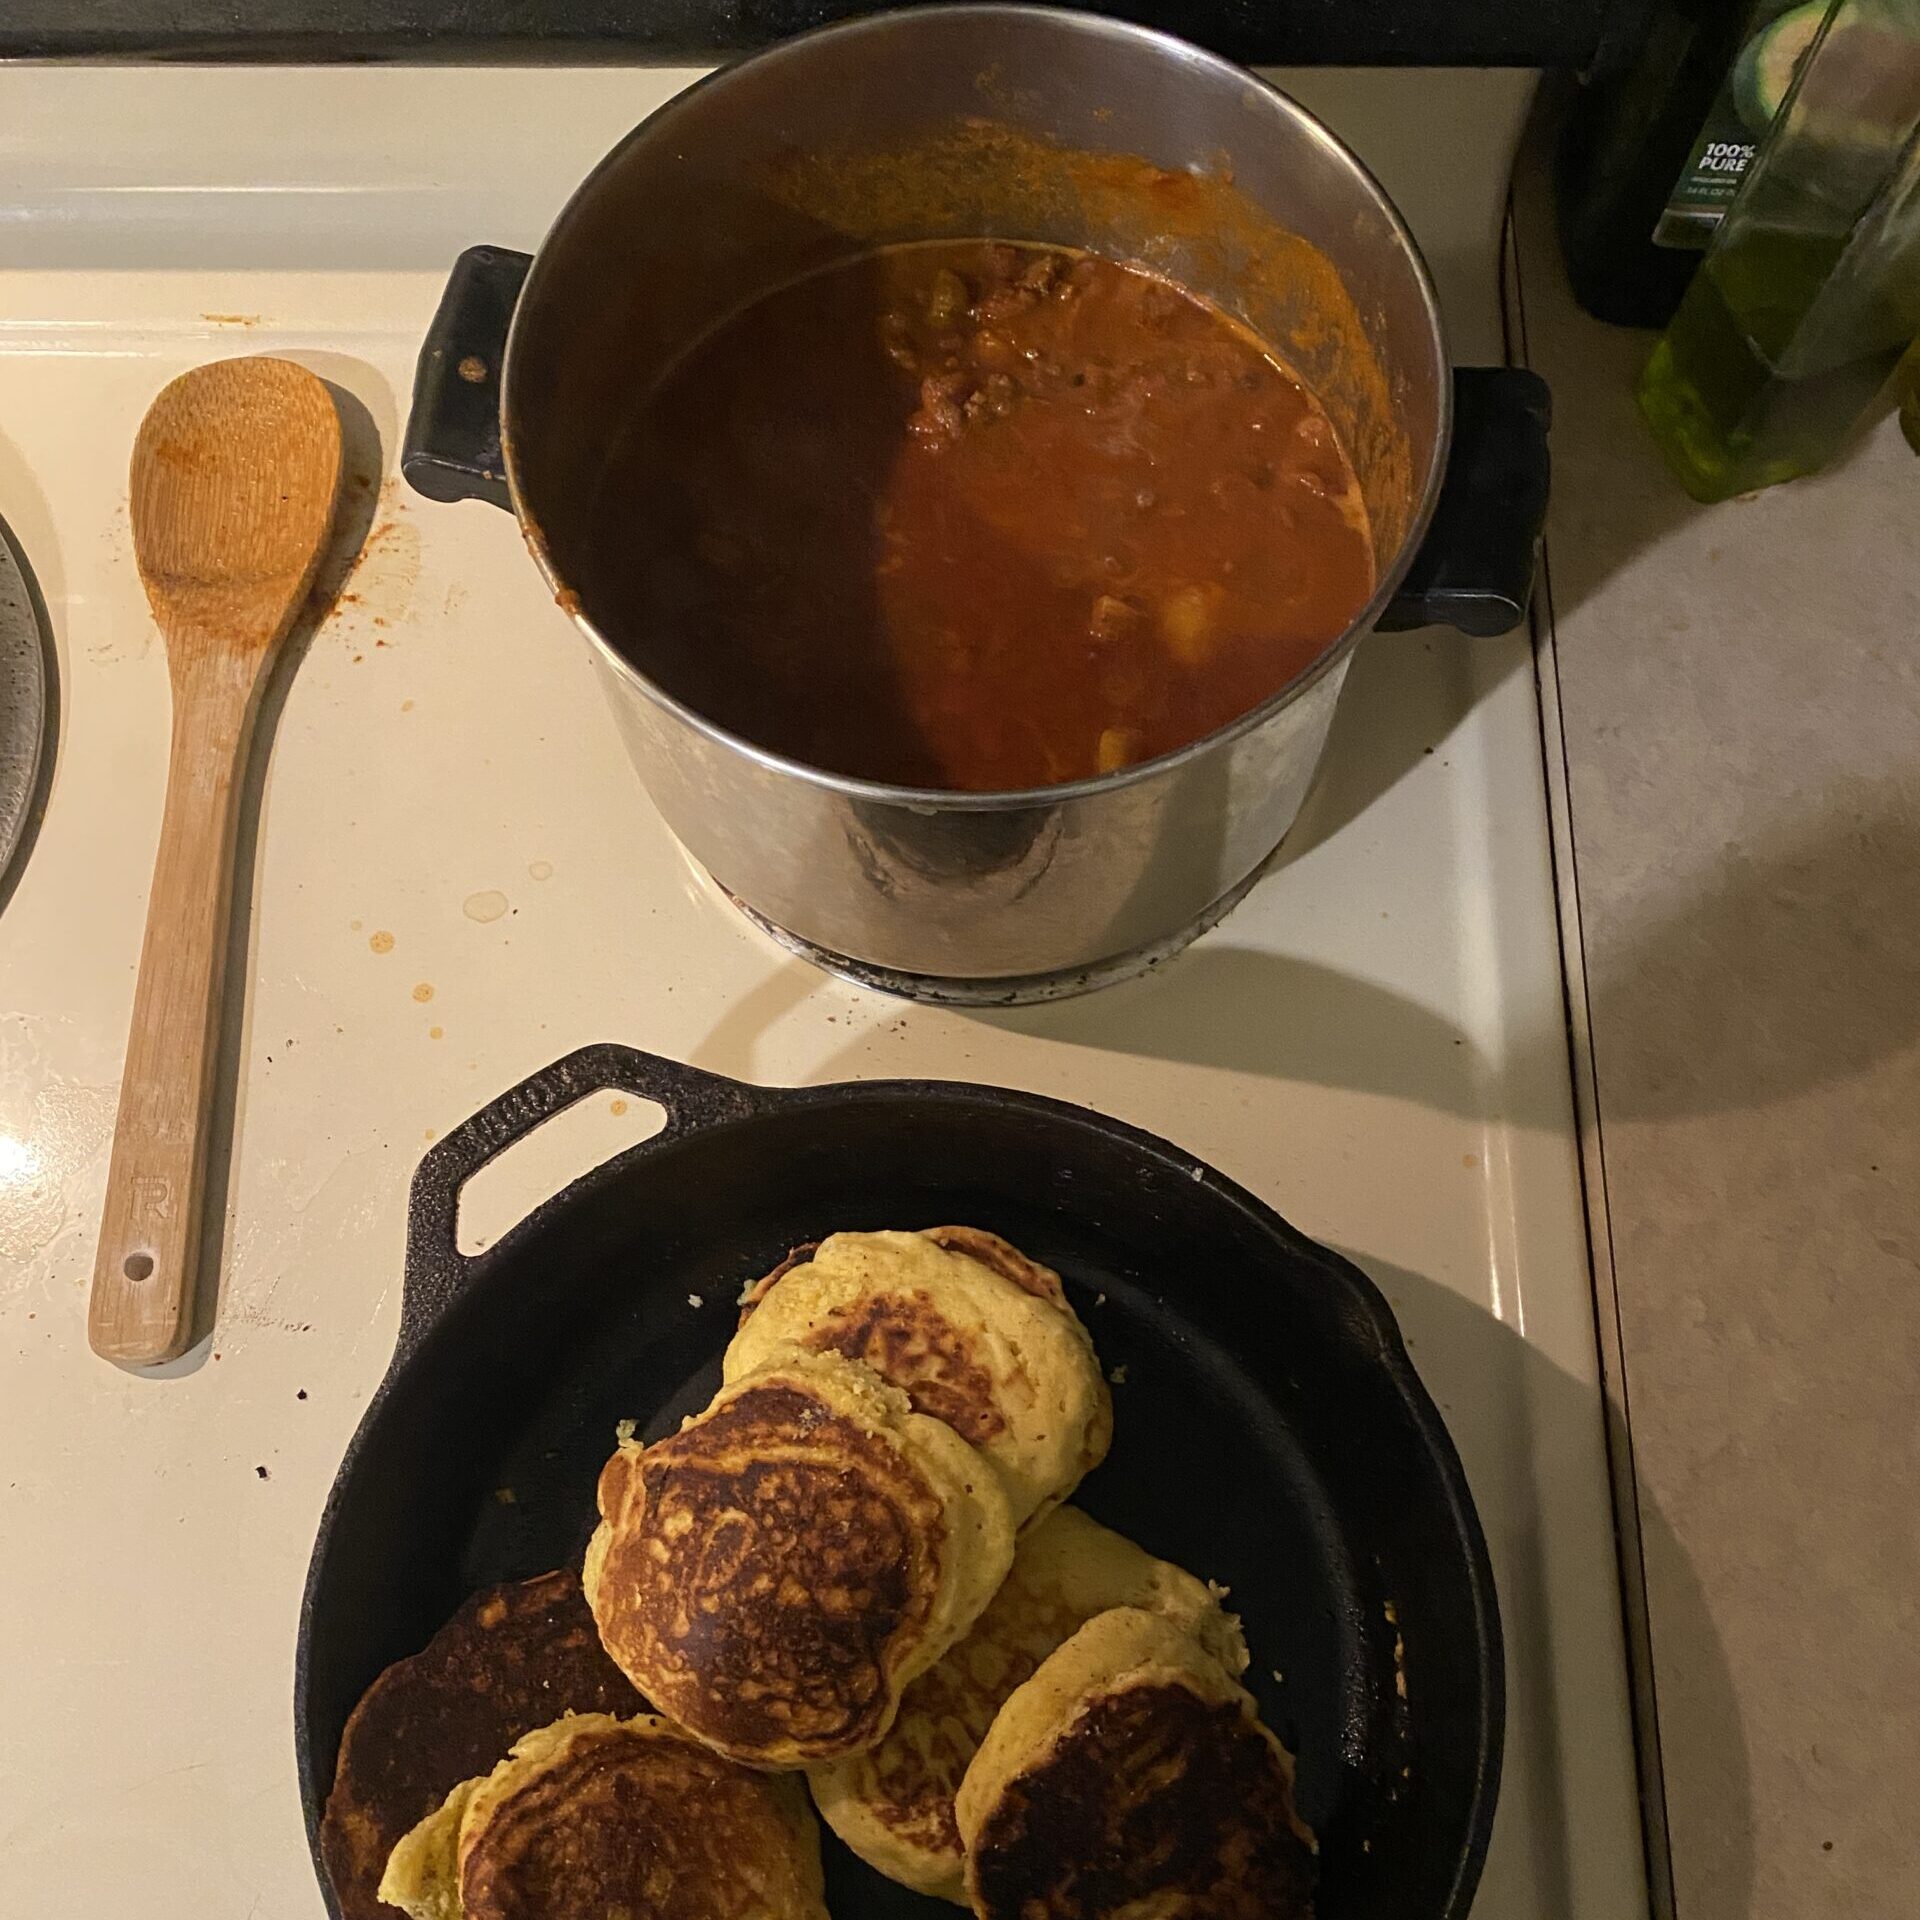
[0, 63, 1644, 1920]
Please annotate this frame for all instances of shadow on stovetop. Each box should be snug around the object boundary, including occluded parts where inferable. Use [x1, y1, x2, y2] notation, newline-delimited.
[975, 942, 1533, 1121]
[1274, 626, 1508, 872]
[159, 369, 388, 1375]
[1335, 1248, 1743, 1920]
[931, 641, 1543, 1118]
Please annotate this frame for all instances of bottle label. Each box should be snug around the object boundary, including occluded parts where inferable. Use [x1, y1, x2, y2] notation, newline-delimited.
[1656, 0, 1828, 247]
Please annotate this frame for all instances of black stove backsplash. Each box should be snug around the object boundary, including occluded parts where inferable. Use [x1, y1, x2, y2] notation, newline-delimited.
[4, 0, 1625, 72]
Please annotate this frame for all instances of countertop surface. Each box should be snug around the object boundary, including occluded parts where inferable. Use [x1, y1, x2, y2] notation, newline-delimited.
[1515, 158, 1920, 1920]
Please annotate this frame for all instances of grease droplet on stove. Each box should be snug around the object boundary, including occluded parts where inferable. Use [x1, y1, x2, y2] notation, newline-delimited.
[429, 1025, 444, 1041]
[412, 982, 435, 1003]
[463, 889, 509, 923]
[528, 859, 553, 882]
[369, 930, 394, 954]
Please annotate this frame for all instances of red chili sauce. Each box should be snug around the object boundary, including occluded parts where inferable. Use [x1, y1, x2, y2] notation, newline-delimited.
[592, 241, 1374, 791]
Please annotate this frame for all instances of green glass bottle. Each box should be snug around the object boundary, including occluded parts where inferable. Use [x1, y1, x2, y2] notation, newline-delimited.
[1556, 0, 1823, 329]
[1555, 0, 1753, 328]
[1638, 0, 1920, 499]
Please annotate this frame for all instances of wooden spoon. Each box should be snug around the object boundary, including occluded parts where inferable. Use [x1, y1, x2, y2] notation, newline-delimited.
[89, 357, 341, 1366]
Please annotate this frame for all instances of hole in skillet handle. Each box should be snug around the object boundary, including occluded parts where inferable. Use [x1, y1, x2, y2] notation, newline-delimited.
[397, 1044, 763, 1361]
[401, 244, 532, 510]
[457, 1096, 671, 1258]
[1378, 367, 1552, 638]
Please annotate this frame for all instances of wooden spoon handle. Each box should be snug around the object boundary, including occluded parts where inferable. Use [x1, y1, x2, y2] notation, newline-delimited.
[90, 671, 254, 1365]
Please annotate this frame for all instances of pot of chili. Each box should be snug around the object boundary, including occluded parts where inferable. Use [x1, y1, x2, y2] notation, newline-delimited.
[404, 5, 1550, 999]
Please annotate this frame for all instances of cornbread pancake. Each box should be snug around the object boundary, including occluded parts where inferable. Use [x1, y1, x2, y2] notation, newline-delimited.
[956, 1607, 1315, 1920]
[809, 1505, 1247, 1902]
[585, 1343, 1017, 1767]
[320, 1569, 646, 1920]
[379, 1712, 828, 1920]
[727, 1228, 1111, 1526]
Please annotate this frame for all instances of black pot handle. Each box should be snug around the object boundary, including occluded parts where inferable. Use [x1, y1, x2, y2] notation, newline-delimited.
[1379, 367, 1552, 638]
[402, 244, 533, 510]
[400, 1044, 763, 1357]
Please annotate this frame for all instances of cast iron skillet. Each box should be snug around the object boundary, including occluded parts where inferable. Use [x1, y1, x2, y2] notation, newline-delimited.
[297, 1043, 1502, 1919]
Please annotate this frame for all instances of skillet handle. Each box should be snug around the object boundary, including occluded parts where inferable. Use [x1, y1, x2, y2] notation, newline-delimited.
[400, 1044, 762, 1358]
[401, 244, 532, 510]
[1379, 367, 1552, 638]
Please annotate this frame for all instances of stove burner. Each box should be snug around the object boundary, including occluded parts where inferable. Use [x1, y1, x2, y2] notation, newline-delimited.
[719, 862, 1271, 1006]
[0, 516, 54, 914]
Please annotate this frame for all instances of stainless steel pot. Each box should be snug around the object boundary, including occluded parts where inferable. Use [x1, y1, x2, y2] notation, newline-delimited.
[405, 5, 1549, 1000]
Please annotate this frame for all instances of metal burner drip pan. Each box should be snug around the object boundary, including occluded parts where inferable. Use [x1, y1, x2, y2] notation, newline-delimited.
[721, 861, 1274, 1005]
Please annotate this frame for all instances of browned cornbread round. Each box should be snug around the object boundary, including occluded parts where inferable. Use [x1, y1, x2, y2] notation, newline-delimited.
[956, 1607, 1315, 1920]
[585, 1344, 1016, 1768]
